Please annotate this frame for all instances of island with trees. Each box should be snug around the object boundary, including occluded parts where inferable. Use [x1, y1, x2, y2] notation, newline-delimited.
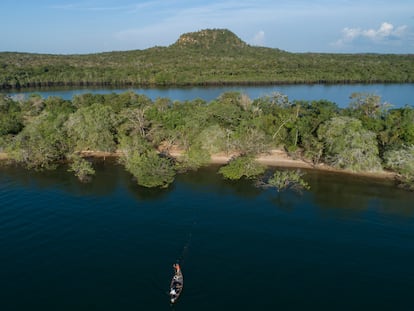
[1, 91, 413, 191]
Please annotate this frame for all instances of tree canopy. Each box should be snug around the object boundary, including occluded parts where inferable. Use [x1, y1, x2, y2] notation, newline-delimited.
[317, 116, 382, 172]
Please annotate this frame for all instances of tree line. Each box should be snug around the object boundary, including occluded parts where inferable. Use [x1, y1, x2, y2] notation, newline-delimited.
[1, 29, 413, 89]
[1, 91, 413, 191]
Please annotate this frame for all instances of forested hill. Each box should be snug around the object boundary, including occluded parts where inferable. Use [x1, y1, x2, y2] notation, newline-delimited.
[1, 28, 413, 89]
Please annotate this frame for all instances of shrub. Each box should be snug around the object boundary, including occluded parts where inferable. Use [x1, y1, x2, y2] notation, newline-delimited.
[219, 155, 266, 180]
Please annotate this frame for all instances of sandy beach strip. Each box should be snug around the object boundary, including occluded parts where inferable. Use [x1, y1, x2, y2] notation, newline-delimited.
[169, 148, 395, 180]
[0, 149, 395, 180]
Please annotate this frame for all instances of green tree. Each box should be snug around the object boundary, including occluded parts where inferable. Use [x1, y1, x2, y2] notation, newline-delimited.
[233, 125, 268, 155]
[176, 143, 211, 172]
[348, 93, 389, 119]
[140, 97, 173, 147]
[68, 154, 96, 182]
[0, 95, 23, 136]
[265, 169, 310, 192]
[175, 100, 209, 150]
[219, 155, 266, 180]
[291, 100, 339, 163]
[8, 110, 69, 170]
[118, 106, 151, 139]
[208, 95, 243, 129]
[21, 93, 45, 117]
[345, 93, 389, 134]
[252, 96, 290, 147]
[121, 149, 175, 188]
[318, 116, 382, 172]
[195, 124, 228, 154]
[253, 95, 302, 152]
[379, 107, 414, 151]
[383, 145, 414, 190]
[154, 99, 209, 151]
[117, 112, 177, 188]
[65, 103, 118, 152]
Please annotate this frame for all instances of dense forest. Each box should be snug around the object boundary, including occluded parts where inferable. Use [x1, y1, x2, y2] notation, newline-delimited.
[1, 90, 414, 190]
[1, 29, 413, 89]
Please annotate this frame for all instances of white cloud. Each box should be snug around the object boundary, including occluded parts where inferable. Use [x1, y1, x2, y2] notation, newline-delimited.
[334, 22, 408, 47]
[252, 31, 265, 46]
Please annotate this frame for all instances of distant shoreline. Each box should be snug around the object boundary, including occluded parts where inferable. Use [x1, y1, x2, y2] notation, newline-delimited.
[2, 28, 413, 89]
[0, 149, 395, 181]
[2, 80, 413, 92]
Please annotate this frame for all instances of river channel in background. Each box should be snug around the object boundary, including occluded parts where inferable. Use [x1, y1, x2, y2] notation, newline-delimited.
[2, 83, 414, 108]
[1, 160, 414, 311]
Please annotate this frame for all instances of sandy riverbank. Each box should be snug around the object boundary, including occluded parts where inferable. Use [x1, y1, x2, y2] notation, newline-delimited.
[166, 148, 395, 180]
[169, 149, 311, 167]
[0, 149, 395, 180]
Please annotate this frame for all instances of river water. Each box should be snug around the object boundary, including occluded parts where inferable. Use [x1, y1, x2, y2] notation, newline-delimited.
[1, 161, 414, 311]
[3, 83, 414, 108]
[1, 84, 414, 310]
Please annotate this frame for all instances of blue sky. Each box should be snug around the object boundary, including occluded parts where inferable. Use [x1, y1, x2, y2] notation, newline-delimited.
[1, 0, 413, 54]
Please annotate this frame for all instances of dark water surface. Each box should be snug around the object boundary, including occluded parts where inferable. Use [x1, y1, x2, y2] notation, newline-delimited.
[1, 162, 414, 310]
[3, 83, 414, 108]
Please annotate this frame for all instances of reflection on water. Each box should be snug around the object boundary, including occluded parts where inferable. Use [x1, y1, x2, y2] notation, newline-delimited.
[1, 162, 414, 311]
[306, 169, 414, 217]
[1, 162, 413, 217]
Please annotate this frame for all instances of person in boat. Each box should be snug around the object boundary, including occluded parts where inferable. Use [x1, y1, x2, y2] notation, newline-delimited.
[170, 263, 182, 303]
[173, 263, 181, 274]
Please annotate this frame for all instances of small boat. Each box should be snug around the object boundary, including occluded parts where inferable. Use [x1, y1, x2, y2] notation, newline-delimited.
[169, 263, 183, 304]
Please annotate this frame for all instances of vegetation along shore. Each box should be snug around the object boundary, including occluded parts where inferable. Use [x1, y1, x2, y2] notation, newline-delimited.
[1, 90, 413, 191]
[1, 29, 413, 89]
